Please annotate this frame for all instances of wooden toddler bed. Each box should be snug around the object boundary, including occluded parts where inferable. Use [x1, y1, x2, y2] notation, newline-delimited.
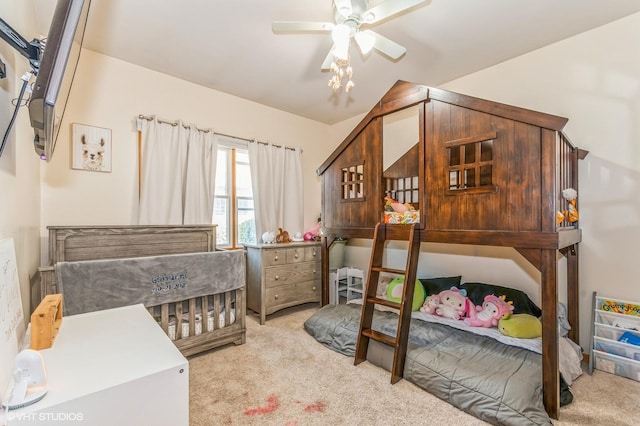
[316, 81, 587, 419]
[37, 225, 246, 357]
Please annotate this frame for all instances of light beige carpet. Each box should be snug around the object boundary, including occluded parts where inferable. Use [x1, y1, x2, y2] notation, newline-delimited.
[189, 304, 640, 425]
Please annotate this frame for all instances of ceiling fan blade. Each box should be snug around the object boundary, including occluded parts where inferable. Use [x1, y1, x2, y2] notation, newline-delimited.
[367, 30, 406, 59]
[272, 22, 334, 32]
[321, 46, 335, 70]
[354, 31, 375, 55]
[362, 0, 429, 25]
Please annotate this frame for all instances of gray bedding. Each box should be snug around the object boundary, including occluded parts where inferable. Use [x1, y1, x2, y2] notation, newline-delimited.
[304, 303, 554, 426]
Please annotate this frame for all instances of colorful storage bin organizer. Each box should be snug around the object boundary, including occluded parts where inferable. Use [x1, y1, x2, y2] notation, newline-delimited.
[589, 293, 640, 382]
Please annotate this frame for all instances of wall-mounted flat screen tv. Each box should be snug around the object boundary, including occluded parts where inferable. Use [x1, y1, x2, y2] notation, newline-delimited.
[29, 0, 91, 162]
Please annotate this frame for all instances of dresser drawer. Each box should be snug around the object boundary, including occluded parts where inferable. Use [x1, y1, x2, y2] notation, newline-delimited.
[286, 247, 306, 264]
[304, 246, 320, 262]
[262, 248, 287, 266]
[263, 247, 309, 266]
[265, 262, 320, 288]
[264, 281, 321, 314]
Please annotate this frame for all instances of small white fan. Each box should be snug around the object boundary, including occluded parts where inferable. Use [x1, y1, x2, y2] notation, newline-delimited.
[2, 349, 48, 410]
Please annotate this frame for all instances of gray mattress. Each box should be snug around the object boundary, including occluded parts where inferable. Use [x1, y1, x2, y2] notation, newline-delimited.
[304, 303, 558, 426]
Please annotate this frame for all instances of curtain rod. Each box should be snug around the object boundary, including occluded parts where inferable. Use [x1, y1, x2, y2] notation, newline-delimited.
[137, 114, 300, 152]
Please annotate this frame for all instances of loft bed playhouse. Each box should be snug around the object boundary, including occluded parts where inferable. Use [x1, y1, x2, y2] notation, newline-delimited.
[37, 225, 246, 357]
[310, 81, 587, 424]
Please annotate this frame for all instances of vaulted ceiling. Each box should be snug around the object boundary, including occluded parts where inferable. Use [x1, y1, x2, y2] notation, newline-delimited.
[34, 0, 640, 124]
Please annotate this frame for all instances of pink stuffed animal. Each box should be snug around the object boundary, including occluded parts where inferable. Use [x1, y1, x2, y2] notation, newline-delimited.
[464, 294, 514, 328]
[421, 287, 469, 320]
[436, 287, 470, 320]
[420, 294, 440, 315]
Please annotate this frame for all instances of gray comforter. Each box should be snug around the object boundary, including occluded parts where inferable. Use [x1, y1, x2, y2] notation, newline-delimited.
[304, 304, 553, 426]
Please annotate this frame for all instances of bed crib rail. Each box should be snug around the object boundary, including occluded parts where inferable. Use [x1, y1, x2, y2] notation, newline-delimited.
[149, 288, 245, 356]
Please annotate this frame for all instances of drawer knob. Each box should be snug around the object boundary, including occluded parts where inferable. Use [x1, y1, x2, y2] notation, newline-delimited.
[274, 255, 279, 261]
[275, 294, 279, 299]
[275, 275, 279, 280]
[312, 251, 316, 256]
[312, 286, 316, 291]
[294, 253, 299, 258]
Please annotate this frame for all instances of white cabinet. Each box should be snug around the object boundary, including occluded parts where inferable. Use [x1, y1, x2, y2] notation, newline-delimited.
[6, 304, 189, 425]
[589, 293, 640, 382]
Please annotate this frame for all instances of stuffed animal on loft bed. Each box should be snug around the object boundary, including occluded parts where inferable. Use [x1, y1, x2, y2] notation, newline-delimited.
[384, 196, 415, 213]
[557, 187, 579, 224]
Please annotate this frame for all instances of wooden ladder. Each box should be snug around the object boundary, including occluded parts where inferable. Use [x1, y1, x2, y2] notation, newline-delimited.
[354, 222, 421, 383]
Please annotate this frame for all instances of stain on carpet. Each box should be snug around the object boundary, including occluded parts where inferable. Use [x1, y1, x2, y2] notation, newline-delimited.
[244, 394, 280, 416]
[303, 401, 327, 413]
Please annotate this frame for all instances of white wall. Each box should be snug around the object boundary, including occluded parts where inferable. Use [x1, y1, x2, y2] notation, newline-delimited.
[40, 50, 335, 258]
[339, 13, 640, 349]
[1, 1, 43, 321]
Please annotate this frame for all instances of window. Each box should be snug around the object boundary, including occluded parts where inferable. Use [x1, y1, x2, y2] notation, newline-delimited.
[384, 175, 419, 204]
[446, 132, 496, 194]
[214, 146, 255, 248]
[341, 164, 364, 200]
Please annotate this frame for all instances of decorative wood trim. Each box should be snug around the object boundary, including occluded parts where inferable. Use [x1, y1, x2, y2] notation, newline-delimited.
[445, 185, 498, 196]
[444, 131, 497, 148]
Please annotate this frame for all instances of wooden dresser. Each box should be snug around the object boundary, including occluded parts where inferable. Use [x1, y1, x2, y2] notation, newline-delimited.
[245, 241, 321, 324]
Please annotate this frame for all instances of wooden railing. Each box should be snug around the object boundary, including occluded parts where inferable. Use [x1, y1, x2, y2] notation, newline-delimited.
[556, 132, 580, 229]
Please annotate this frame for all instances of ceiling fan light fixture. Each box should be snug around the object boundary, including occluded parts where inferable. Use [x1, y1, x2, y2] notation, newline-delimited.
[328, 54, 354, 94]
[331, 24, 351, 60]
[274, 0, 430, 94]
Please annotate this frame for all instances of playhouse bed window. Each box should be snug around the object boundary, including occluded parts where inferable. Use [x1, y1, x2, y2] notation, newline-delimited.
[384, 176, 419, 204]
[446, 131, 496, 193]
[341, 164, 364, 200]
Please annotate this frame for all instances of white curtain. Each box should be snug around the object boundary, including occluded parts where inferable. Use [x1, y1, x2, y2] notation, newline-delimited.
[248, 142, 304, 239]
[138, 117, 217, 225]
[183, 126, 218, 224]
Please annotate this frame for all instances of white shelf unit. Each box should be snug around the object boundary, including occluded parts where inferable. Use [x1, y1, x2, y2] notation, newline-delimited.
[329, 267, 365, 304]
[589, 292, 640, 382]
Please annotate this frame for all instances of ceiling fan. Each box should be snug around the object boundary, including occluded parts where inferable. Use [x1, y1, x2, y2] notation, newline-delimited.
[272, 0, 430, 75]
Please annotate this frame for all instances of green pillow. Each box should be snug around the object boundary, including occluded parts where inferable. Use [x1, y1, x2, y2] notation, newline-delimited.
[386, 277, 426, 311]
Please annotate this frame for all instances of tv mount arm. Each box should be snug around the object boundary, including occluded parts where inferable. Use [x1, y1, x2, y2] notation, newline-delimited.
[0, 17, 43, 157]
[0, 17, 43, 74]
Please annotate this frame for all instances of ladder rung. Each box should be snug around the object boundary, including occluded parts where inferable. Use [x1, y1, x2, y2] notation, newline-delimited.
[367, 296, 401, 310]
[362, 328, 396, 346]
[371, 266, 405, 275]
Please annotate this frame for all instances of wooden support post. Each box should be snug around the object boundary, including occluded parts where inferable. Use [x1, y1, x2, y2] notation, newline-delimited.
[541, 249, 559, 419]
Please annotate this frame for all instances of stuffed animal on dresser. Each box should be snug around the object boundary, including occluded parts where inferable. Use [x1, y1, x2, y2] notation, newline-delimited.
[276, 228, 291, 243]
